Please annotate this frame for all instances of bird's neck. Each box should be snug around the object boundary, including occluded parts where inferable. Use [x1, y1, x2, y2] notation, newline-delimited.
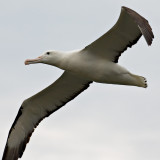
[46, 51, 72, 70]
[53, 50, 82, 71]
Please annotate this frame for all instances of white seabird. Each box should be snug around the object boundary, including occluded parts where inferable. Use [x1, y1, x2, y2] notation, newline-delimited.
[2, 6, 154, 160]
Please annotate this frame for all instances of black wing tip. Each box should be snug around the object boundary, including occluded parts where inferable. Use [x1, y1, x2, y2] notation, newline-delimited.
[2, 104, 33, 160]
[2, 145, 19, 160]
[2, 136, 27, 160]
[121, 6, 130, 10]
[122, 6, 154, 46]
[2, 106, 24, 160]
[2, 145, 8, 160]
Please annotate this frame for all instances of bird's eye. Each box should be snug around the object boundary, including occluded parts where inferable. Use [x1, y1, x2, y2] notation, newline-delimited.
[46, 52, 50, 55]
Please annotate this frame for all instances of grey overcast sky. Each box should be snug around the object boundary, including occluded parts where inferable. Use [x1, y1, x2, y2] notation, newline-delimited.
[0, 0, 160, 160]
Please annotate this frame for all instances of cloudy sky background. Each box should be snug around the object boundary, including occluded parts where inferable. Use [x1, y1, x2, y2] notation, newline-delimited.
[0, 0, 160, 160]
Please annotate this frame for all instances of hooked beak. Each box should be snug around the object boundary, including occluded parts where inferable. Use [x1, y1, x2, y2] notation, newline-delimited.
[25, 56, 43, 65]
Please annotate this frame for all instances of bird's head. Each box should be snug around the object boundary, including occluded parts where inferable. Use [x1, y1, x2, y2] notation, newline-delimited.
[25, 51, 63, 66]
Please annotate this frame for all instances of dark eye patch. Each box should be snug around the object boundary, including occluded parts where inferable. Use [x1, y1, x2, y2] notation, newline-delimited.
[46, 52, 50, 55]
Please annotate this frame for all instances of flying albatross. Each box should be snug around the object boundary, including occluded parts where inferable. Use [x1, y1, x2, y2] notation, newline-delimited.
[2, 6, 154, 160]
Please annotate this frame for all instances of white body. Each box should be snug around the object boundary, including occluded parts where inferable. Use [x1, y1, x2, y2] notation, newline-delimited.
[49, 49, 145, 87]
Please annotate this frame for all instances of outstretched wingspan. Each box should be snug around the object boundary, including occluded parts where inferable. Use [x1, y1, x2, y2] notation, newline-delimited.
[2, 6, 154, 160]
[85, 6, 154, 63]
[2, 71, 92, 160]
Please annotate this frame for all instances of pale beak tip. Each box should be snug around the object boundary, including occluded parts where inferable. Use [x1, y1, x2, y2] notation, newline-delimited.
[24, 60, 29, 65]
[24, 57, 42, 65]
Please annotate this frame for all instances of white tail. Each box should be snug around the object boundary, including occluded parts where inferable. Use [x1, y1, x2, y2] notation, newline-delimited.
[132, 74, 148, 88]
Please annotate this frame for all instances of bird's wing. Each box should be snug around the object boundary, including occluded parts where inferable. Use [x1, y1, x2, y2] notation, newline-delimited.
[2, 71, 92, 160]
[84, 6, 154, 63]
